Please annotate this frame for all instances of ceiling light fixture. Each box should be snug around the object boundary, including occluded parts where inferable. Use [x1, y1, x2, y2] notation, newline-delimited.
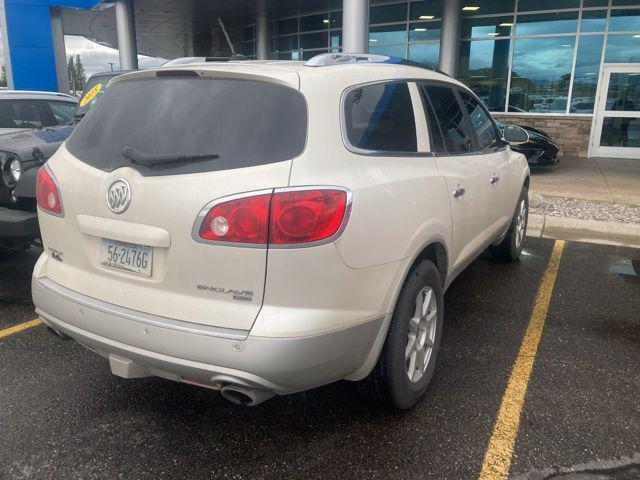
[414, 28, 427, 31]
[499, 23, 513, 27]
[462, 6, 480, 11]
[419, 15, 434, 19]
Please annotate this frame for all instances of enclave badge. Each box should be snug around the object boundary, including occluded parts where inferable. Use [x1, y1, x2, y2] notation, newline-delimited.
[106, 179, 131, 214]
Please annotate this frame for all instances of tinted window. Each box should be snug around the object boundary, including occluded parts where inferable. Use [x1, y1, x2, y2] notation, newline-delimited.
[458, 90, 499, 150]
[420, 85, 473, 153]
[422, 95, 446, 153]
[67, 77, 308, 176]
[47, 100, 76, 125]
[344, 82, 417, 152]
[0, 100, 50, 128]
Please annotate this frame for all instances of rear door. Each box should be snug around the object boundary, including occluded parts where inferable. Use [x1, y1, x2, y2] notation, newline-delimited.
[39, 72, 307, 331]
[457, 88, 517, 233]
[419, 83, 492, 272]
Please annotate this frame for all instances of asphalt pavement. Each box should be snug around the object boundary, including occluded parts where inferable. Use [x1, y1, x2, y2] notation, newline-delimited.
[0, 238, 638, 480]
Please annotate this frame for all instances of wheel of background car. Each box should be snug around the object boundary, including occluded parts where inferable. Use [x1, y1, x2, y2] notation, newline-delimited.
[357, 259, 444, 409]
[490, 186, 528, 262]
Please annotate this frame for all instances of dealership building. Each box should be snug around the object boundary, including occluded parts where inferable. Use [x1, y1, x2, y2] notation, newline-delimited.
[0, 0, 639, 158]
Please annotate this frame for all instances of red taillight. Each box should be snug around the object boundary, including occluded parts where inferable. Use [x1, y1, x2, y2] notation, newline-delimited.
[269, 189, 347, 245]
[36, 166, 63, 216]
[198, 193, 271, 244]
[196, 188, 349, 247]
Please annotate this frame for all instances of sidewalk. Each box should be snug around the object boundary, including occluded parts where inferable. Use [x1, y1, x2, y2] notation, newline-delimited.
[527, 156, 640, 248]
[530, 156, 640, 206]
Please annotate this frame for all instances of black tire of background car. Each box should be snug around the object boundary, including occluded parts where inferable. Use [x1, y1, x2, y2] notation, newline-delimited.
[357, 259, 444, 409]
[490, 186, 528, 262]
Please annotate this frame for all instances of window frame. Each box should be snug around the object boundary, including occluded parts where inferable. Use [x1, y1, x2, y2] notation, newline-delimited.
[416, 80, 507, 156]
[340, 79, 433, 157]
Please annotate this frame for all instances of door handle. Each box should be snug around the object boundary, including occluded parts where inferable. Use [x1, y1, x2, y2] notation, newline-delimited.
[453, 186, 466, 198]
[490, 175, 500, 185]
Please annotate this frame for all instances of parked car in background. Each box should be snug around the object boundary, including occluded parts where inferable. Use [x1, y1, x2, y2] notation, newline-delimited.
[0, 91, 76, 134]
[33, 54, 530, 410]
[498, 122, 559, 167]
[0, 72, 128, 254]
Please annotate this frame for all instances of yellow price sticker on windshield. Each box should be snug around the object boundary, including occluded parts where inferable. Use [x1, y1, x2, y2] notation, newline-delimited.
[79, 83, 103, 107]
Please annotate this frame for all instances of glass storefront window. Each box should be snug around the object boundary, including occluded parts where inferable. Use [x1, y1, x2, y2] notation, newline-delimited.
[570, 35, 604, 113]
[459, 39, 510, 111]
[606, 73, 640, 111]
[370, 44, 407, 57]
[461, 16, 513, 38]
[330, 11, 342, 28]
[370, 24, 407, 44]
[408, 42, 439, 65]
[509, 37, 575, 112]
[275, 35, 298, 51]
[580, 10, 607, 33]
[409, 0, 443, 21]
[518, 0, 579, 11]
[331, 31, 342, 48]
[612, 0, 640, 5]
[600, 118, 640, 147]
[242, 26, 255, 42]
[515, 12, 578, 35]
[276, 18, 297, 35]
[609, 9, 640, 31]
[370, 3, 407, 24]
[583, 0, 609, 6]
[300, 32, 327, 49]
[460, 0, 515, 17]
[300, 14, 329, 32]
[605, 35, 640, 63]
[409, 22, 441, 41]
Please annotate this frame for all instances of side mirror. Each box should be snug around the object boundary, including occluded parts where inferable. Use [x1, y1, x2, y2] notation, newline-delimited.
[502, 124, 530, 145]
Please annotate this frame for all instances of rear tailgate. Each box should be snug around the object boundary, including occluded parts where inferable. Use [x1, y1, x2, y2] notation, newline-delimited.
[37, 69, 307, 331]
[39, 147, 291, 331]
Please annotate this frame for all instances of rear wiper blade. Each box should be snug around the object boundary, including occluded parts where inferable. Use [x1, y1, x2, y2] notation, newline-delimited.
[121, 146, 220, 166]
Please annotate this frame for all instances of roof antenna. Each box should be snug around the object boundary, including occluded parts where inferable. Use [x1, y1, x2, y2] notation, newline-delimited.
[218, 17, 238, 57]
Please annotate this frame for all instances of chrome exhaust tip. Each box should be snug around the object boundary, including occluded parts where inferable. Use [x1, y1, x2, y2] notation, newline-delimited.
[220, 384, 275, 407]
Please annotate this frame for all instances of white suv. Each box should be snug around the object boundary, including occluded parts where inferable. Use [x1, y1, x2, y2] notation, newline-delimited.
[33, 54, 530, 409]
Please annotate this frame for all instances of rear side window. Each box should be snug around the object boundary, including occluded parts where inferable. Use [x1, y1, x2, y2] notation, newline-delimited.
[458, 90, 500, 151]
[0, 100, 51, 129]
[344, 82, 417, 153]
[420, 85, 474, 153]
[66, 76, 308, 176]
[47, 101, 76, 125]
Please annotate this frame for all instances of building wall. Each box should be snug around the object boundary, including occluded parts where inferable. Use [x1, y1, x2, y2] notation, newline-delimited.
[494, 114, 593, 158]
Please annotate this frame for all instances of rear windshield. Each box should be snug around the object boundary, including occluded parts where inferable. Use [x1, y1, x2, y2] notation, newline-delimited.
[66, 76, 308, 176]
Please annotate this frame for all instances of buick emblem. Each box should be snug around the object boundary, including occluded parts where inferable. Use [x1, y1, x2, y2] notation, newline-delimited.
[106, 179, 131, 214]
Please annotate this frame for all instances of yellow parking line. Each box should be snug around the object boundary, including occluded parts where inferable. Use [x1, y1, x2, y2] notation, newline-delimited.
[478, 240, 566, 480]
[0, 318, 42, 339]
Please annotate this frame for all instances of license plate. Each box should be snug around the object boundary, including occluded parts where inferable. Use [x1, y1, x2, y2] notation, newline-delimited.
[100, 238, 152, 277]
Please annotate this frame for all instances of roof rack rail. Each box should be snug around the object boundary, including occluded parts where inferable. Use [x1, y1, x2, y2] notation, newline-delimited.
[304, 53, 450, 77]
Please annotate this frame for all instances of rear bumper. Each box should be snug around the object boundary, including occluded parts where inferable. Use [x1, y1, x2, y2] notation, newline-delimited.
[0, 206, 38, 239]
[32, 276, 384, 395]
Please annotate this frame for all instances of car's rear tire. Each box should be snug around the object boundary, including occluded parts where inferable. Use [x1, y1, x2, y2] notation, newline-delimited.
[357, 259, 443, 409]
[490, 186, 528, 262]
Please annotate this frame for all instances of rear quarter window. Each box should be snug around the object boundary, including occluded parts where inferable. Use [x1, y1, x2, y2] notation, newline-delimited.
[343, 82, 418, 153]
[66, 76, 308, 176]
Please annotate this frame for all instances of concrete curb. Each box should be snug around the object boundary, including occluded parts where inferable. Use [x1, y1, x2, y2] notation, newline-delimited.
[526, 213, 640, 248]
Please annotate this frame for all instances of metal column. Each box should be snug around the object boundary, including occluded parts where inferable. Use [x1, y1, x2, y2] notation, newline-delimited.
[115, 0, 138, 70]
[256, 6, 270, 60]
[439, 0, 461, 76]
[50, 8, 68, 93]
[342, 0, 369, 54]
